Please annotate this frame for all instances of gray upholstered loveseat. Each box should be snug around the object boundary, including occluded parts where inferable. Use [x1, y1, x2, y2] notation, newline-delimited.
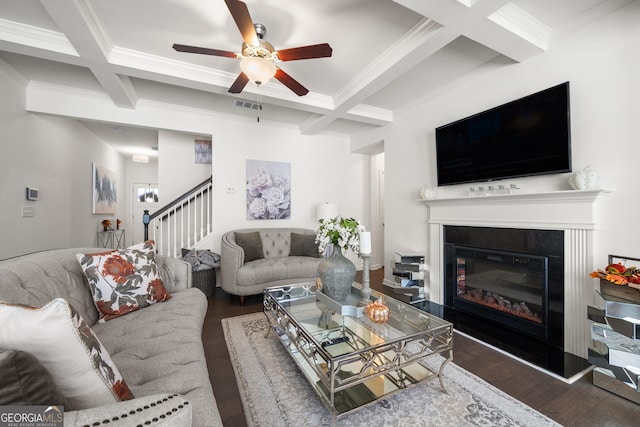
[0, 248, 222, 427]
[220, 228, 322, 302]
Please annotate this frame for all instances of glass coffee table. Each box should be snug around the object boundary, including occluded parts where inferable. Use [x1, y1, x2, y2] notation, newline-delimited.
[263, 282, 453, 419]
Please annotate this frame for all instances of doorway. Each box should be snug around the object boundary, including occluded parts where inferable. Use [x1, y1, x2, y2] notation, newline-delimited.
[131, 183, 159, 245]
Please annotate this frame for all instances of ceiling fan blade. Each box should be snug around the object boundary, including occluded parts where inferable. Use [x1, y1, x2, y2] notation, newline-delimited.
[224, 0, 259, 46]
[274, 68, 309, 96]
[276, 43, 333, 61]
[173, 44, 237, 58]
[228, 72, 250, 94]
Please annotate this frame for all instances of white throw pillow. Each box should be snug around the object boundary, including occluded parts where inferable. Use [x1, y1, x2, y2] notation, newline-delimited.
[0, 298, 135, 410]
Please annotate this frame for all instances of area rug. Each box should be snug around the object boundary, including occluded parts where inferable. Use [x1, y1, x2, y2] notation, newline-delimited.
[223, 313, 561, 427]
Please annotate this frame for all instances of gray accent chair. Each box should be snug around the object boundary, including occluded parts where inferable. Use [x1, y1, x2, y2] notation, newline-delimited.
[0, 248, 222, 427]
[220, 228, 322, 303]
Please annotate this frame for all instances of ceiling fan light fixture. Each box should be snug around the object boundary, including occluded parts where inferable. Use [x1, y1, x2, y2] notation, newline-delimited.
[240, 56, 276, 86]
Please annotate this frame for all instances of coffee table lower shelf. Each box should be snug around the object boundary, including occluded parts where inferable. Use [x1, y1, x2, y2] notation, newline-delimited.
[279, 333, 449, 418]
[268, 320, 452, 419]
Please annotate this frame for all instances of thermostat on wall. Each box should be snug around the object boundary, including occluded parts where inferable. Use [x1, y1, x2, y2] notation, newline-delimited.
[26, 187, 39, 201]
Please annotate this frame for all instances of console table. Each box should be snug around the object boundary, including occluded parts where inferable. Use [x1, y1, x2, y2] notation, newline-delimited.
[97, 229, 126, 249]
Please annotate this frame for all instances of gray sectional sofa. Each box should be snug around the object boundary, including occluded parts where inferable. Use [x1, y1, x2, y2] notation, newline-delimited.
[220, 228, 322, 302]
[0, 248, 222, 427]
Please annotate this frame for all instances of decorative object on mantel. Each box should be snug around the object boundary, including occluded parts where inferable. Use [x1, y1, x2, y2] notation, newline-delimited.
[590, 255, 640, 303]
[569, 165, 604, 190]
[315, 216, 365, 301]
[468, 183, 520, 197]
[101, 219, 112, 232]
[419, 186, 436, 199]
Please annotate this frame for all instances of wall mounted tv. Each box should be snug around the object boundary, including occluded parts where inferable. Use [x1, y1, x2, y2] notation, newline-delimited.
[435, 82, 571, 186]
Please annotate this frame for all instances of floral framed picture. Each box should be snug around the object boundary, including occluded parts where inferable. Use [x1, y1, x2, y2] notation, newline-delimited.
[92, 163, 117, 214]
[246, 159, 291, 220]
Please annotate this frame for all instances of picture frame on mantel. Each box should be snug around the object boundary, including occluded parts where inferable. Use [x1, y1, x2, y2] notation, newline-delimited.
[92, 162, 117, 214]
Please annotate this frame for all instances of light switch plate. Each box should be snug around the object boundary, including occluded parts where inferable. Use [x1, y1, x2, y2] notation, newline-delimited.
[22, 206, 35, 217]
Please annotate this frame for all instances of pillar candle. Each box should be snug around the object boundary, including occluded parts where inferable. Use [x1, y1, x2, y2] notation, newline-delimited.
[359, 231, 371, 254]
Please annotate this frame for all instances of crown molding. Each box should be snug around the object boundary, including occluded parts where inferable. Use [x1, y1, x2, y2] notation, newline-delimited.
[488, 3, 551, 50]
[0, 18, 78, 57]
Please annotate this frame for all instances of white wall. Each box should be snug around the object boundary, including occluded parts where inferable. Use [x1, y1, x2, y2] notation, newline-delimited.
[0, 67, 370, 261]
[158, 130, 212, 202]
[383, 2, 640, 281]
[209, 119, 370, 261]
[0, 71, 126, 259]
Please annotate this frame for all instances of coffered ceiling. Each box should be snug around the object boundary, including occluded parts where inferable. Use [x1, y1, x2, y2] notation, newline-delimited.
[0, 0, 629, 155]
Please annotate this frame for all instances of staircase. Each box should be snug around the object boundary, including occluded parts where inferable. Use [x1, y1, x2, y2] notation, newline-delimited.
[144, 176, 213, 257]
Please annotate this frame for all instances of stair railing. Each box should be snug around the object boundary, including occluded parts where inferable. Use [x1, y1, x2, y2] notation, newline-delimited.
[143, 176, 213, 256]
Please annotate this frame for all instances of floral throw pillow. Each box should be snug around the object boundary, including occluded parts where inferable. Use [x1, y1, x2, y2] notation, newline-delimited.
[76, 240, 171, 322]
[0, 298, 134, 410]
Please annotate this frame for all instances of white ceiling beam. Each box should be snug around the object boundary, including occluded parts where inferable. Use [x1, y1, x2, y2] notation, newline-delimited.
[38, 0, 138, 108]
[394, 0, 548, 62]
[301, 19, 456, 135]
[25, 81, 214, 135]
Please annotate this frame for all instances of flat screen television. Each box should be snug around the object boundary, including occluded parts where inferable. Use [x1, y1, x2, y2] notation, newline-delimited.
[435, 82, 571, 186]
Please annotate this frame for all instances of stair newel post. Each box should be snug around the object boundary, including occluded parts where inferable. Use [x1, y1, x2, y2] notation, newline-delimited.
[143, 210, 150, 241]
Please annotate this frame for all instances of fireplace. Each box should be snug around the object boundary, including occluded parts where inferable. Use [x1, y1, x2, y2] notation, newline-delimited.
[443, 226, 564, 350]
[420, 189, 608, 380]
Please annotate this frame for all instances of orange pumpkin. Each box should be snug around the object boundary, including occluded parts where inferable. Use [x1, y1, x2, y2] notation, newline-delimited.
[366, 299, 389, 323]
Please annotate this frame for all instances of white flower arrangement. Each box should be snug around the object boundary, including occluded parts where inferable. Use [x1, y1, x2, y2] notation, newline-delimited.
[315, 216, 366, 255]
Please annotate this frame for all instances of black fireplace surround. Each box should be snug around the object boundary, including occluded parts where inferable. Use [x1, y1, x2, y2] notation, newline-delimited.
[444, 226, 564, 350]
[412, 226, 590, 379]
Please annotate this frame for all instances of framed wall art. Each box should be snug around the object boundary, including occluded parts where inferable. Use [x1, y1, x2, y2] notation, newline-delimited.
[195, 139, 212, 164]
[246, 159, 291, 220]
[92, 163, 117, 214]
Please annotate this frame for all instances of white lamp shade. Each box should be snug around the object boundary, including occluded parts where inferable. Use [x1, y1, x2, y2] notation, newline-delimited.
[240, 57, 276, 85]
[316, 203, 338, 221]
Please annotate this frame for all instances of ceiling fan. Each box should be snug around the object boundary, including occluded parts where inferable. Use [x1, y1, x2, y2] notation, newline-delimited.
[173, 0, 332, 96]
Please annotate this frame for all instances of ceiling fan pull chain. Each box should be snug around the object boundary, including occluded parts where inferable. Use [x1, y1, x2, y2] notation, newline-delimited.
[257, 93, 262, 123]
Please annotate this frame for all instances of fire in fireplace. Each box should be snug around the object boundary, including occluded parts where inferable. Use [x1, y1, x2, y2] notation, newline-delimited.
[443, 226, 564, 350]
[453, 246, 548, 339]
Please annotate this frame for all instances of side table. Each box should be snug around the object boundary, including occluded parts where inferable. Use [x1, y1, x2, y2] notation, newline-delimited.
[97, 229, 126, 249]
[192, 268, 216, 296]
[588, 288, 640, 404]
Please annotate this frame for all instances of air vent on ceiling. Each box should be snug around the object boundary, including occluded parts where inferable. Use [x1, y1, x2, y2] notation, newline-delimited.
[233, 99, 260, 110]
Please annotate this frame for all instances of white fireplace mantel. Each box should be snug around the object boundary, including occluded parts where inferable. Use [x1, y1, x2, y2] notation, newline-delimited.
[422, 189, 611, 358]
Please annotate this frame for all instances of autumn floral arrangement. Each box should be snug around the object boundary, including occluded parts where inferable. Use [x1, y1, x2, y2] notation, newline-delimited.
[116, 219, 122, 230]
[101, 219, 112, 231]
[590, 261, 640, 290]
[315, 216, 365, 255]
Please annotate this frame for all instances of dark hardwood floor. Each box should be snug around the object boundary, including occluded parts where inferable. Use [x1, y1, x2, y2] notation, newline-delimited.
[202, 269, 640, 426]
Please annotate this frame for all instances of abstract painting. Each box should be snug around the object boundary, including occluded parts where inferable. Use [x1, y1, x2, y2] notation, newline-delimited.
[93, 163, 117, 214]
[195, 139, 212, 164]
